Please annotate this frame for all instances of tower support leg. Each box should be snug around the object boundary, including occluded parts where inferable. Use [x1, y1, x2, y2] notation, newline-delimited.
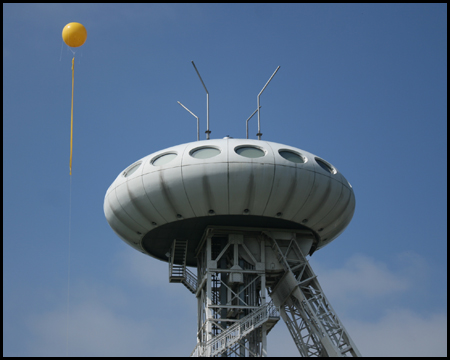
[266, 232, 361, 357]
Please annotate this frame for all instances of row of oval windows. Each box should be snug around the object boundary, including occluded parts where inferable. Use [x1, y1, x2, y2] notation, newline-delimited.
[123, 146, 336, 177]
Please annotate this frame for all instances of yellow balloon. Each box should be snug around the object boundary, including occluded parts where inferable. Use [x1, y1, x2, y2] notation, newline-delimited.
[62, 22, 87, 48]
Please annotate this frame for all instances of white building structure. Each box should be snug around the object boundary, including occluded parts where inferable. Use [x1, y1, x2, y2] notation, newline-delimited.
[104, 137, 360, 357]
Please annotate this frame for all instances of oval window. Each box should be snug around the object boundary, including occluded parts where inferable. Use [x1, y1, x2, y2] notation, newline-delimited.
[123, 162, 142, 177]
[235, 146, 265, 158]
[315, 157, 336, 174]
[279, 150, 305, 164]
[152, 152, 177, 166]
[190, 147, 221, 159]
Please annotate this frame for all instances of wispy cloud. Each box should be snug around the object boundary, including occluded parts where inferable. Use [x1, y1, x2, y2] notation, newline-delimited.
[27, 298, 158, 357]
[24, 250, 446, 357]
[347, 309, 447, 357]
[25, 249, 198, 357]
[311, 253, 412, 299]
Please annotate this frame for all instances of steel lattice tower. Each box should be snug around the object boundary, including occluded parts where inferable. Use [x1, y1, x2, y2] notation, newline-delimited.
[104, 65, 361, 357]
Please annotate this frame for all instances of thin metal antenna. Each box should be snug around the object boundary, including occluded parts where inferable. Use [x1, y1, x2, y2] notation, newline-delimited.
[246, 106, 261, 139]
[177, 101, 199, 141]
[257, 66, 280, 140]
[191, 61, 211, 140]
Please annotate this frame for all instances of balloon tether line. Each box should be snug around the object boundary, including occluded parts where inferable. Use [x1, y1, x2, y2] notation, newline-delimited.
[67, 55, 74, 357]
[66, 174, 72, 357]
[70, 57, 74, 176]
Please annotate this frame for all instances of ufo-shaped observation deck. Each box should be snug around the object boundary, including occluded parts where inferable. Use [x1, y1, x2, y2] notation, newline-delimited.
[104, 138, 355, 267]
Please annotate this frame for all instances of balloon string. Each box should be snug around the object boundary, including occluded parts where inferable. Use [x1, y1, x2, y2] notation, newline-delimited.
[67, 174, 72, 357]
[70, 57, 74, 176]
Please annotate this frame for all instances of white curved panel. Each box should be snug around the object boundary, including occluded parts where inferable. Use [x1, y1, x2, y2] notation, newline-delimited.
[312, 183, 352, 233]
[142, 167, 195, 222]
[263, 165, 315, 219]
[105, 190, 143, 247]
[317, 191, 356, 247]
[107, 187, 147, 235]
[182, 162, 229, 216]
[228, 162, 275, 215]
[125, 175, 167, 226]
[290, 171, 330, 225]
[115, 180, 154, 230]
[307, 177, 344, 229]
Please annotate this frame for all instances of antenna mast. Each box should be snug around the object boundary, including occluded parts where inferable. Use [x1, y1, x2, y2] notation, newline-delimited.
[246, 106, 261, 139]
[191, 61, 211, 140]
[257, 66, 280, 140]
[177, 101, 199, 141]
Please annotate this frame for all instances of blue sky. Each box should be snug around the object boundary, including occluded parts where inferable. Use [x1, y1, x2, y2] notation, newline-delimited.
[3, 3, 447, 357]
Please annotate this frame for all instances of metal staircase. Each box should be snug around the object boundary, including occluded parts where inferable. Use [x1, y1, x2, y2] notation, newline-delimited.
[265, 232, 361, 357]
[169, 239, 197, 294]
[190, 300, 280, 357]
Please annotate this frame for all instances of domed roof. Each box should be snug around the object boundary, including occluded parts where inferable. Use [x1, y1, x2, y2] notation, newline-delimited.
[104, 138, 355, 266]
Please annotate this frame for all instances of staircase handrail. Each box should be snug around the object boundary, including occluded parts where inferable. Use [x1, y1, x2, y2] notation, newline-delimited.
[184, 267, 198, 292]
[206, 300, 279, 357]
